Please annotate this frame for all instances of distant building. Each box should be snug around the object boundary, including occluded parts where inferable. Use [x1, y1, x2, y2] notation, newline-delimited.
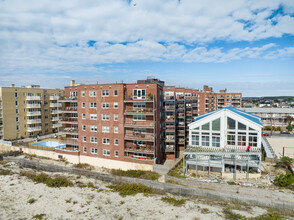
[0, 84, 64, 140]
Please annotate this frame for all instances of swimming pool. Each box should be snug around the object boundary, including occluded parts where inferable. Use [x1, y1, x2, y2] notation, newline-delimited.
[33, 141, 66, 149]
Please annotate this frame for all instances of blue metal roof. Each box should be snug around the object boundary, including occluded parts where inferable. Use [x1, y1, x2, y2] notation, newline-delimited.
[193, 106, 263, 126]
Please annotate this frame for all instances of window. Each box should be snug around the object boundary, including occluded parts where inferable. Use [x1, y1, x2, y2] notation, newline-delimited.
[227, 117, 236, 129]
[238, 122, 246, 130]
[227, 132, 235, 145]
[73, 145, 78, 151]
[81, 91, 85, 97]
[102, 126, 110, 133]
[237, 132, 246, 146]
[249, 133, 258, 147]
[133, 102, 146, 108]
[70, 91, 77, 97]
[83, 147, 87, 153]
[82, 125, 86, 131]
[82, 113, 86, 119]
[202, 123, 210, 130]
[114, 139, 118, 145]
[89, 90, 96, 97]
[212, 134, 220, 147]
[212, 118, 220, 131]
[102, 90, 109, 97]
[133, 89, 146, 100]
[15, 92, 18, 98]
[102, 114, 109, 121]
[90, 114, 97, 120]
[83, 136, 86, 142]
[90, 137, 97, 143]
[15, 101, 18, 106]
[16, 125, 19, 131]
[90, 102, 97, 109]
[103, 149, 110, 156]
[114, 90, 118, 96]
[133, 115, 146, 121]
[16, 117, 19, 122]
[115, 151, 119, 157]
[102, 102, 109, 109]
[103, 138, 110, 145]
[45, 122, 48, 126]
[82, 102, 85, 108]
[114, 127, 118, 133]
[201, 133, 210, 146]
[114, 114, 118, 121]
[114, 102, 118, 109]
[91, 148, 98, 154]
[90, 125, 97, 132]
[16, 109, 19, 114]
[191, 134, 199, 145]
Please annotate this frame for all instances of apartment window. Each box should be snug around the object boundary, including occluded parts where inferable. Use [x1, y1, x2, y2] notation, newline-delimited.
[91, 148, 98, 154]
[102, 114, 109, 121]
[83, 136, 86, 142]
[82, 102, 85, 108]
[89, 90, 96, 97]
[45, 122, 48, 126]
[114, 127, 118, 133]
[102, 102, 109, 109]
[71, 135, 78, 139]
[16, 117, 19, 122]
[90, 102, 97, 109]
[15, 101, 18, 106]
[15, 92, 18, 98]
[133, 102, 146, 108]
[90, 114, 97, 120]
[102, 138, 110, 145]
[16, 125, 19, 131]
[90, 137, 97, 143]
[45, 115, 48, 119]
[102, 90, 109, 97]
[90, 125, 97, 132]
[16, 109, 19, 114]
[114, 139, 118, 145]
[81, 91, 85, 97]
[114, 90, 118, 96]
[83, 147, 87, 153]
[102, 126, 110, 133]
[73, 145, 78, 151]
[70, 91, 77, 97]
[82, 113, 86, 119]
[115, 151, 119, 157]
[201, 133, 210, 146]
[114, 114, 118, 121]
[133, 115, 146, 121]
[212, 134, 220, 147]
[82, 125, 86, 131]
[114, 102, 118, 109]
[103, 149, 110, 156]
[23, 93, 26, 96]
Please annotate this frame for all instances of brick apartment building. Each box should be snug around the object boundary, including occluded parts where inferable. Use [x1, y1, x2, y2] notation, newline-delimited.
[58, 78, 242, 166]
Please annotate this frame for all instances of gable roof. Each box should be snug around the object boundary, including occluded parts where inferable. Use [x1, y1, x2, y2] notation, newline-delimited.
[193, 106, 263, 126]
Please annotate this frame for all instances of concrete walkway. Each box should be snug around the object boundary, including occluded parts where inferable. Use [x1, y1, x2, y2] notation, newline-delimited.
[164, 152, 183, 170]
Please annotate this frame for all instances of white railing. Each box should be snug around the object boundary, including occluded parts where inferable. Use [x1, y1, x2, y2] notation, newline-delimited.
[0, 139, 11, 145]
[27, 111, 41, 116]
[52, 123, 62, 128]
[0, 114, 2, 118]
[50, 96, 59, 100]
[0, 131, 3, 135]
[51, 117, 61, 121]
[27, 126, 42, 132]
[26, 104, 41, 108]
[27, 119, 41, 124]
[50, 103, 62, 108]
[51, 110, 62, 114]
[26, 96, 41, 100]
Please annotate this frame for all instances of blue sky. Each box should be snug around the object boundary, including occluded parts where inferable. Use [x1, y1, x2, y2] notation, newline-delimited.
[0, 0, 294, 96]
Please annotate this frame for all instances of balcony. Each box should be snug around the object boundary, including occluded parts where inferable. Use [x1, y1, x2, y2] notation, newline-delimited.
[50, 96, 59, 100]
[51, 110, 62, 114]
[50, 103, 62, 108]
[0, 114, 2, 118]
[177, 113, 184, 118]
[58, 137, 78, 145]
[27, 126, 42, 132]
[59, 128, 78, 135]
[52, 123, 62, 128]
[0, 105, 2, 109]
[60, 107, 78, 113]
[27, 111, 41, 116]
[165, 116, 175, 122]
[124, 96, 154, 103]
[165, 136, 175, 142]
[60, 118, 78, 124]
[58, 96, 78, 102]
[164, 96, 175, 101]
[0, 131, 3, 135]
[51, 117, 61, 121]
[125, 133, 154, 142]
[124, 121, 154, 128]
[178, 138, 185, 144]
[165, 126, 175, 132]
[27, 119, 41, 124]
[177, 104, 184, 109]
[165, 106, 175, 111]
[125, 144, 154, 154]
[26, 96, 41, 101]
[26, 104, 41, 108]
[165, 146, 175, 152]
[176, 96, 185, 100]
[124, 108, 154, 115]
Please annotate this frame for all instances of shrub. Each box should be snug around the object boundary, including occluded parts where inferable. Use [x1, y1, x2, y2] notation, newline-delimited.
[28, 198, 36, 204]
[111, 169, 160, 181]
[72, 163, 94, 170]
[161, 196, 186, 206]
[0, 169, 11, 175]
[280, 156, 293, 164]
[227, 181, 236, 185]
[32, 214, 46, 220]
[107, 183, 153, 197]
[275, 173, 294, 187]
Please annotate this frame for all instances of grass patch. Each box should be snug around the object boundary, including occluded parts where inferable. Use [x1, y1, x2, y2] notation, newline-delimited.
[168, 161, 186, 179]
[28, 198, 36, 204]
[72, 163, 94, 170]
[0, 160, 8, 165]
[166, 179, 180, 185]
[111, 169, 160, 181]
[21, 171, 73, 188]
[223, 208, 286, 220]
[227, 181, 236, 185]
[0, 169, 11, 175]
[32, 214, 46, 220]
[107, 183, 153, 197]
[161, 196, 186, 206]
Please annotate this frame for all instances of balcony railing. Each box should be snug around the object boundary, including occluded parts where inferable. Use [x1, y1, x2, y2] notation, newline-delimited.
[50, 96, 60, 100]
[125, 133, 154, 141]
[0, 114, 2, 118]
[27, 126, 42, 132]
[165, 116, 175, 121]
[165, 146, 175, 152]
[51, 117, 61, 121]
[26, 104, 41, 108]
[165, 126, 175, 131]
[59, 128, 78, 134]
[27, 119, 41, 124]
[26, 96, 41, 100]
[51, 110, 62, 114]
[124, 96, 154, 102]
[58, 137, 78, 145]
[27, 111, 41, 116]
[125, 144, 154, 153]
[61, 107, 78, 112]
[52, 123, 62, 128]
[58, 96, 78, 102]
[165, 136, 175, 142]
[124, 108, 154, 115]
[60, 118, 78, 124]
[165, 106, 175, 111]
[50, 103, 62, 108]
[164, 96, 174, 100]
[124, 121, 155, 128]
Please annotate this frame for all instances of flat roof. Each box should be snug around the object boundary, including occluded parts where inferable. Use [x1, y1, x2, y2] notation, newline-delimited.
[239, 107, 294, 114]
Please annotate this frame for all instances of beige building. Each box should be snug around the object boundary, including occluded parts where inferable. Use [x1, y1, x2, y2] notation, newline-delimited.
[0, 84, 64, 140]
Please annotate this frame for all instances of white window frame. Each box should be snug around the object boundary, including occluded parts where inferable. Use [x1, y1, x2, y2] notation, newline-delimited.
[90, 102, 97, 109]
[83, 136, 86, 142]
[115, 150, 119, 157]
[90, 114, 97, 120]
[114, 139, 118, 145]
[83, 147, 87, 153]
[89, 90, 96, 97]
[114, 90, 118, 96]
[82, 102, 85, 108]
[81, 91, 85, 97]
[114, 114, 118, 121]
[133, 115, 146, 121]
[90, 137, 97, 143]
[90, 125, 97, 132]
[103, 149, 110, 156]
[102, 114, 109, 121]
[91, 148, 98, 154]
[102, 126, 110, 133]
[102, 138, 110, 145]
[82, 113, 86, 119]
[102, 102, 109, 109]
[102, 90, 109, 97]
[82, 125, 86, 131]
[114, 102, 118, 109]
[114, 127, 118, 133]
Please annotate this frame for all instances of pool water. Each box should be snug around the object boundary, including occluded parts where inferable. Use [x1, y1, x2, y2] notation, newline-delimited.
[33, 141, 66, 149]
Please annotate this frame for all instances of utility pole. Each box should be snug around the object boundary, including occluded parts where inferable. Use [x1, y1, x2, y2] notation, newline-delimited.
[270, 112, 273, 137]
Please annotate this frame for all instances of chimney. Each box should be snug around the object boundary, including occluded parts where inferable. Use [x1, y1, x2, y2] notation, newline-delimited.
[10, 84, 15, 87]
[70, 80, 75, 86]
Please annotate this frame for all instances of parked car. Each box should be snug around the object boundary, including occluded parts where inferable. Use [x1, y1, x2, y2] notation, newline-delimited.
[280, 131, 290, 134]
[262, 133, 269, 136]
